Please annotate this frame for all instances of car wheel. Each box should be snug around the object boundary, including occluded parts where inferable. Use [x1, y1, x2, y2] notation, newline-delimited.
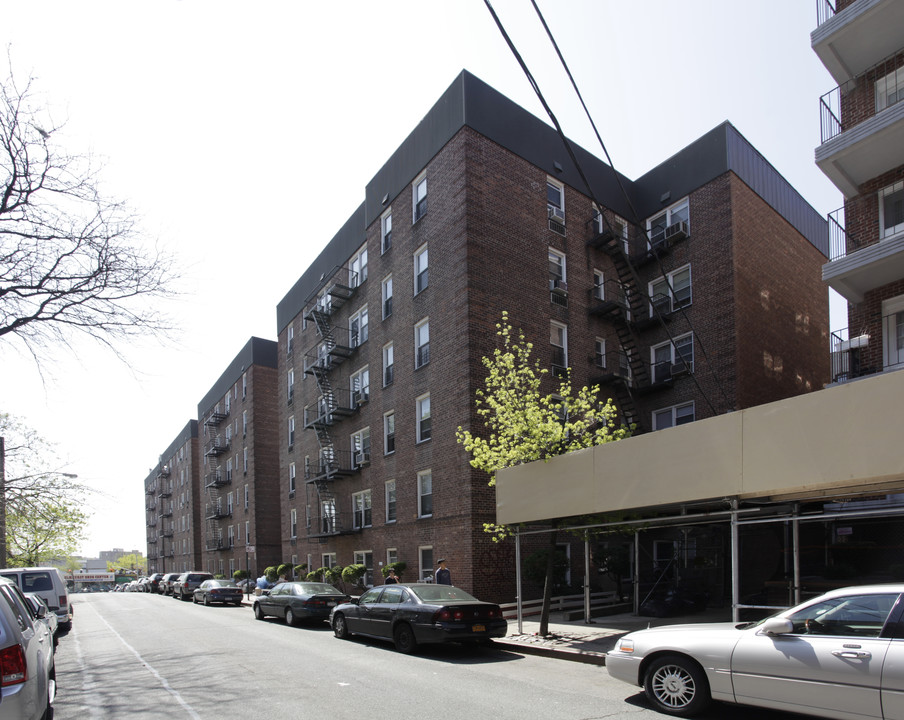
[254, 603, 265, 620]
[41, 667, 56, 720]
[332, 613, 349, 639]
[234, 600, 242, 606]
[643, 654, 711, 717]
[192, 594, 198, 604]
[285, 608, 297, 627]
[393, 623, 418, 654]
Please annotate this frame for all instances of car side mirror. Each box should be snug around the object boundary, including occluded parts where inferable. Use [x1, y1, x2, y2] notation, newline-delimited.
[34, 604, 46, 619]
[761, 618, 793, 636]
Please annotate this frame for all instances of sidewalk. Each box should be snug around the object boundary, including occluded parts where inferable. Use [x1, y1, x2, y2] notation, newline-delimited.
[494, 608, 732, 665]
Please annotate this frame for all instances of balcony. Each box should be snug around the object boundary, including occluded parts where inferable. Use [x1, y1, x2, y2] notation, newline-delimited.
[812, 0, 904, 85]
[822, 206, 904, 302]
[829, 312, 904, 383]
[157, 483, 173, 498]
[205, 435, 230, 457]
[204, 408, 229, 427]
[302, 267, 360, 324]
[306, 509, 357, 539]
[205, 537, 225, 551]
[303, 338, 354, 376]
[816, 49, 904, 197]
[205, 469, 228, 489]
[302, 391, 359, 429]
[205, 502, 232, 520]
[156, 464, 171, 479]
[160, 526, 174, 538]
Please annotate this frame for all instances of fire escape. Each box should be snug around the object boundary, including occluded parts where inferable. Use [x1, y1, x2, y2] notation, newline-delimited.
[156, 464, 174, 569]
[302, 265, 366, 539]
[146, 479, 158, 564]
[203, 405, 231, 551]
[587, 213, 690, 433]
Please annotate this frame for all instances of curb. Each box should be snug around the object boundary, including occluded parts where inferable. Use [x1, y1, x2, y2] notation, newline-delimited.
[493, 639, 608, 666]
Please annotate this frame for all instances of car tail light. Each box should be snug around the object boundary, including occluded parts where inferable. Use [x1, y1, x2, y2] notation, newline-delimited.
[304, 599, 326, 607]
[434, 608, 464, 622]
[0, 644, 27, 686]
[59, 596, 67, 608]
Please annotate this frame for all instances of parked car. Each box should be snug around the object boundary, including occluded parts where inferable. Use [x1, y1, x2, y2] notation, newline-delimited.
[143, 573, 164, 593]
[0, 566, 72, 630]
[24, 593, 58, 644]
[329, 583, 507, 653]
[253, 582, 348, 625]
[172, 572, 214, 601]
[606, 583, 904, 718]
[0, 576, 55, 720]
[193, 579, 243, 606]
[159, 573, 182, 595]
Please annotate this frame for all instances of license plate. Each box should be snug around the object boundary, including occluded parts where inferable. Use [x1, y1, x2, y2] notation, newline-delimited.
[472, 624, 485, 633]
[328, 601, 336, 607]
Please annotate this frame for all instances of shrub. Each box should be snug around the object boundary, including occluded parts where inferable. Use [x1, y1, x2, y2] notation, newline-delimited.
[381, 561, 407, 579]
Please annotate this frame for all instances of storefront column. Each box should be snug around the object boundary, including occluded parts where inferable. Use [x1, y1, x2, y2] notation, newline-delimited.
[792, 503, 801, 606]
[731, 500, 740, 622]
[633, 529, 640, 615]
[583, 536, 591, 624]
[515, 531, 523, 634]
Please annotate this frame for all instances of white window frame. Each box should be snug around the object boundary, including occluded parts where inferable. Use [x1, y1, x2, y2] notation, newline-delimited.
[879, 181, 904, 239]
[418, 546, 434, 582]
[651, 333, 694, 380]
[416, 393, 431, 443]
[352, 490, 372, 530]
[415, 318, 430, 369]
[383, 342, 394, 386]
[290, 509, 297, 539]
[595, 338, 606, 368]
[647, 197, 689, 244]
[322, 552, 337, 569]
[383, 411, 395, 455]
[418, 469, 433, 518]
[349, 244, 368, 288]
[287, 369, 295, 405]
[244, 484, 249, 510]
[548, 248, 566, 289]
[385, 480, 397, 524]
[592, 269, 605, 301]
[287, 415, 295, 448]
[649, 265, 692, 315]
[353, 550, 374, 587]
[243, 446, 248, 474]
[550, 321, 568, 370]
[653, 401, 696, 431]
[351, 427, 371, 467]
[387, 547, 398, 566]
[876, 67, 903, 112]
[288, 463, 296, 495]
[414, 243, 429, 295]
[382, 274, 393, 319]
[381, 210, 392, 254]
[350, 366, 370, 407]
[287, 325, 294, 356]
[547, 178, 564, 219]
[413, 172, 427, 222]
[349, 305, 369, 348]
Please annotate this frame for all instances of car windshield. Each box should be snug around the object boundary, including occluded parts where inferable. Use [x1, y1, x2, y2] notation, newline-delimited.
[409, 586, 478, 603]
[294, 583, 339, 595]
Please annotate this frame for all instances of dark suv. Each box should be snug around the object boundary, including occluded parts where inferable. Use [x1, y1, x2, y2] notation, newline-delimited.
[172, 572, 214, 601]
[143, 573, 164, 593]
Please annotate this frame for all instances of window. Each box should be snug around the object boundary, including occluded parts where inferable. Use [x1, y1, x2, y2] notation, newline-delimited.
[647, 198, 689, 245]
[322, 552, 337, 569]
[413, 173, 427, 222]
[290, 509, 297, 539]
[787, 592, 898, 637]
[650, 265, 692, 315]
[354, 550, 374, 587]
[416, 394, 431, 443]
[653, 401, 695, 430]
[287, 325, 294, 356]
[876, 67, 903, 112]
[415, 319, 430, 368]
[651, 333, 694, 383]
[383, 342, 394, 386]
[349, 305, 369, 348]
[321, 500, 337, 535]
[419, 546, 434, 582]
[414, 244, 428, 294]
[352, 491, 372, 529]
[383, 411, 395, 455]
[287, 369, 295, 405]
[242, 372, 247, 400]
[226, 458, 233, 483]
[350, 366, 370, 407]
[242, 411, 247, 438]
[593, 270, 604, 300]
[288, 463, 296, 495]
[288, 416, 295, 449]
[381, 211, 392, 253]
[387, 547, 398, 566]
[595, 338, 606, 368]
[418, 470, 433, 517]
[880, 181, 904, 239]
[243, 447, 248, 474]
[350, 244, 368, 288]
[385, 480, 396, 523]
[382, 274, 393, 319]
[352, 427, 371, 467]
[244, 484, 249, 510]
[547, 178, 564, 220]
[227, 491, 234, 515]
[550, 321, 567, 375]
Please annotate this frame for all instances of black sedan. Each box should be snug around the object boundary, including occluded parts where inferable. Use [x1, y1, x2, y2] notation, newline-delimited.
[253, 582, 349, 626]
[192, 579, 243, 606]
[329, 583, 507, 653]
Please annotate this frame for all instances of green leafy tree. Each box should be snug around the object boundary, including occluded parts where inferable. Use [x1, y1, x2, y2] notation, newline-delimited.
[110, 552, 146, 575]
[381, 561, 407, 580]
[457, 312, 630, 634]
[1, 413, 91, 567]
[341, 563, 367, 591]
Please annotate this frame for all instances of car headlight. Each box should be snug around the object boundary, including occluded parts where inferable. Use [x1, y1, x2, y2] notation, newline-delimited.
[617, 638, 635, 654]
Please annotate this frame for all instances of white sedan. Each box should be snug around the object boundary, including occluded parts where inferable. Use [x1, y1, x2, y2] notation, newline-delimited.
[606, 584, 904, 718]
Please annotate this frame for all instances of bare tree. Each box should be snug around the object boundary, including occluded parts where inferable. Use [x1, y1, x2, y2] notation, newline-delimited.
[0, 66, 177, 364]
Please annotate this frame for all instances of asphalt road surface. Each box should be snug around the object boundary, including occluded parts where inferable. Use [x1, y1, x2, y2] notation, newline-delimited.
[53, 592, 816, 720]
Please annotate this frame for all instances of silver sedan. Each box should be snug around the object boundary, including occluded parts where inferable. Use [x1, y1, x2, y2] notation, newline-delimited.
[606, 583, 904, 718]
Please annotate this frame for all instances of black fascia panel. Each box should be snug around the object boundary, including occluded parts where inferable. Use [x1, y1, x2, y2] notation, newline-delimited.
[275, 202, 366, 334]
[197, 336, 278, 418]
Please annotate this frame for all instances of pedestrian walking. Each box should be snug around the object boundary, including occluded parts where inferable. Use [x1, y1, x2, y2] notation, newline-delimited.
[435, 559, 451, 585]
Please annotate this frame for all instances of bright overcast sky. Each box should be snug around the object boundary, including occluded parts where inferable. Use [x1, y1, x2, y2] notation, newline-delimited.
[0, 1, 842, 558]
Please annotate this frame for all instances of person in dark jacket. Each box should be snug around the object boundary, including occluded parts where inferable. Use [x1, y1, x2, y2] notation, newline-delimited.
[434, 559, 451, 585]
[384, 569, 399, 584]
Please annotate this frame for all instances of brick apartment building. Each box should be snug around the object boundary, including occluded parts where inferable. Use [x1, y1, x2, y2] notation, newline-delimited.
[144, 420, 202, 575]
[274, 70, 829, 602]
[196, 337, 282, 578]
[814, 0, 904, 380]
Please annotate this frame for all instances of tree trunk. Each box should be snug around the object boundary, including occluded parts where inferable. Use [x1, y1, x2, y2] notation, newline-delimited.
[538, 529, 558, 636]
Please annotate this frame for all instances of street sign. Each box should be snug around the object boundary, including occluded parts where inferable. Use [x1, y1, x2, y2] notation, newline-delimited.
[246, 545, 255, 554]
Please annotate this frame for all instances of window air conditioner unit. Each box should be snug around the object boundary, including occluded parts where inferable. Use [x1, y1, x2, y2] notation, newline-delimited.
[549, 278, 569, 296]
[548, 206, 565, 222]
[355, 451, 371, 467]
[671, 361, 690, 377]
[665, 220, 688, 242]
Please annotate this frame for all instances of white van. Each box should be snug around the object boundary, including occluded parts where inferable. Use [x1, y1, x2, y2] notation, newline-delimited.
[0, 567, 71, 630]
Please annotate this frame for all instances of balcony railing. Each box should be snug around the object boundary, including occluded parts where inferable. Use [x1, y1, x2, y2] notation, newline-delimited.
[816, 0, 836, 27]
[303, 449, 363, 481]
[819, 48, 904, 144]
[830, 313, 904, 383]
